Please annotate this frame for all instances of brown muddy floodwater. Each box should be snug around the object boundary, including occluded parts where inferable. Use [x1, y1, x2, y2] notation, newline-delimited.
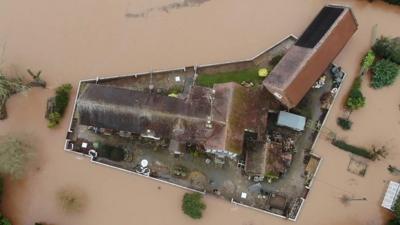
[0, 0, 399, 225]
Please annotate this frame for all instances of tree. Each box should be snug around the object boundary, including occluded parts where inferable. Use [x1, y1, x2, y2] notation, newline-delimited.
[0, 214, 11, 225]
[182, 192, 206, 219]
[371, 59, 399, 88]
[0, 135, 34, 179]
[346, 89, 366, 110]
[346, 77, 366, 110]
[373, 37, 400, 64]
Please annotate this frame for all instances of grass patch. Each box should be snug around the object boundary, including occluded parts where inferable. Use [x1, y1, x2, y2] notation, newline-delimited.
[331, 139, 373, 159]
[196, 68, 262, 87]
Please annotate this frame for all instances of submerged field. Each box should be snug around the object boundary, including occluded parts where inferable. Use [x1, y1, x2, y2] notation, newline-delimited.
[0, 0, 400, 225]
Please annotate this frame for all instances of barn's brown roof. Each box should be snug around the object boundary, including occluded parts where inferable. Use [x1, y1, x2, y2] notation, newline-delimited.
[263, 5, 358, 108]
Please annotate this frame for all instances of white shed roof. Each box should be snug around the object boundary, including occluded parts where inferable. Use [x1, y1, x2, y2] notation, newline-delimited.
[382, 181, 400, 210]
[277, 111, 306, 131]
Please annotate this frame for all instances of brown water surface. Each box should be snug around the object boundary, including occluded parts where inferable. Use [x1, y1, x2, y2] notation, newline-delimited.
[0, 0, 400, 225]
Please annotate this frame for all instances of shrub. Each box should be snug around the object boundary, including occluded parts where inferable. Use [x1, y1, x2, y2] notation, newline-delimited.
[346, 89, 366, 110]
[373, 37, 400, 64]
[0, 214, 11, 225]
[182, 192, 206, 219]
[371, 59, 399, 88]
[331, 139, 373, 159]
[0, 135, 34, 179]
[337, 117, 352, 130]
[361, 50, 376, 70]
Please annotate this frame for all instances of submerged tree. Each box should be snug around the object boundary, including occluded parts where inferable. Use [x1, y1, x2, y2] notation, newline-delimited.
[56, 187, 87, 214]
[0, 135, 34, 179]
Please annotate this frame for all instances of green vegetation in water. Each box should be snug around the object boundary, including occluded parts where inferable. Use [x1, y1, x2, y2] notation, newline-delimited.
[361, 50, 376, 71]
[196, 68, 262, 87]
[47, 83, 72, 128]
[346, 77, 366, 110]
[371, 59, 399, 89]
[337, 117, 352, 130]
[372, 37, 400, 64]
[0, 214, 11, 225]
[182, 192, 206, 219]
[331, 139, 373, 160]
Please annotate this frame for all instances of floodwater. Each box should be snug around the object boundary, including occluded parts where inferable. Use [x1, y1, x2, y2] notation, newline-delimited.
[0, 0, 399, 225]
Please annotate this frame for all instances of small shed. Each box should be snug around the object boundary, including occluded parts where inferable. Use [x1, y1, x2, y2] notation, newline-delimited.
[277, 111, 306, 131]
[382, 181, 400, 210]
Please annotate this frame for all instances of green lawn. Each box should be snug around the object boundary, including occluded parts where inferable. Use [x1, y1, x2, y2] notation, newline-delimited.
[195, 68, 263, 87]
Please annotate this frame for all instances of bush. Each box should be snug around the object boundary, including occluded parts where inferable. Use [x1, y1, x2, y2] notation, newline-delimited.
[371, 59, 399, 88]
[337, 117, 352, 130]
[0, 214, 11, 225]
[346, 78, 366, 110]
[361, 50, 376, 70]
[46, 83, 72, 128]
[331, 139, 373, 159]
[182, 192, 206, 219]
[54, 84, 72, 115]
[373, 37, 400, 64]
[0, 135, 34, 179]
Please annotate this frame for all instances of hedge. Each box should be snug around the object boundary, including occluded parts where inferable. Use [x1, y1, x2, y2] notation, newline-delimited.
[331, 139, 373, 159]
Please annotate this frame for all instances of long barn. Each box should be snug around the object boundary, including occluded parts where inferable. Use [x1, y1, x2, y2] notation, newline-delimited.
[263, 5, 358, 108]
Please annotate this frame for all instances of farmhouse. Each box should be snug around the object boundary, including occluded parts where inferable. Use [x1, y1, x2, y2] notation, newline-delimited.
[77, 82, 269, 158]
